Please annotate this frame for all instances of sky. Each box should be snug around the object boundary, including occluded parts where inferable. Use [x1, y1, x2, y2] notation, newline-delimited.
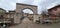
[0, 0, 60, 14]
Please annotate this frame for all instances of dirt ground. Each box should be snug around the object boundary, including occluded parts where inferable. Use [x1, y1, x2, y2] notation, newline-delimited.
[9, 18, 60, 28]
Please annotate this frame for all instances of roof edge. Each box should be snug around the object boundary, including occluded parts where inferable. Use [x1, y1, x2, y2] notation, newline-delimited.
[16, 3, 37, 7]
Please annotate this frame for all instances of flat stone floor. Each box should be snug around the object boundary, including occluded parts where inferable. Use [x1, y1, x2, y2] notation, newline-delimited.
[9, 18, 60, 28]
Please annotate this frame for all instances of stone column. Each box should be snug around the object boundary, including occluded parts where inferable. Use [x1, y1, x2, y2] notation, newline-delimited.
[14, 13, 22, 24]
[33, 14, 39, 23]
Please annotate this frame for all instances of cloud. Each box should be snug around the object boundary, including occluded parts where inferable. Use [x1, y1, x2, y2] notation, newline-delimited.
[17, 0, 34, 4]
[0, 0, 60, 14]
[47, 0, 60, 9]
[0, 0, 16, 11]
[37, 0, 60, 13]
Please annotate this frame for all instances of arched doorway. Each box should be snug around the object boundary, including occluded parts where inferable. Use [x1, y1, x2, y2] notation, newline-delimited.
[22, 8, 34, 16]
[14, 3, 37, 24]
[20, 9, 34, 23]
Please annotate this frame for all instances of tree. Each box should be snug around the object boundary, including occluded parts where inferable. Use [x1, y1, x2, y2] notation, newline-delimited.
[41, 10, 47, 18]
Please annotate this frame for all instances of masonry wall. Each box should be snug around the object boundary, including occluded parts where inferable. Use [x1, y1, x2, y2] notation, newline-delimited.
[48, 6, 60, 20]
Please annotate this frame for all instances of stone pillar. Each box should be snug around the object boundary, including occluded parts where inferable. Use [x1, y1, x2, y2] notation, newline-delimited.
[14, 13, 22, 24]
[33, 14, 39, 23]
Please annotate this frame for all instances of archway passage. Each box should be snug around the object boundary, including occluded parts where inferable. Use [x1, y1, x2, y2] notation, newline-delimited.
[22, 9, 34, 17]
[14, 3, 37, 24]
[20, 9, 34, 22]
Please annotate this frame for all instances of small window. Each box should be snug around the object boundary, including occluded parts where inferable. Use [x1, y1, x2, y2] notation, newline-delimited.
[16, 13, 19, 16]
[1, 15, 3, 17]
[0, 15, 3, 19]
[54, 8, 57, 11]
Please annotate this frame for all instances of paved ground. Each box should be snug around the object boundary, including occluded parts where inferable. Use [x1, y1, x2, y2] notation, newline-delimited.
[9, 18, 60, 28]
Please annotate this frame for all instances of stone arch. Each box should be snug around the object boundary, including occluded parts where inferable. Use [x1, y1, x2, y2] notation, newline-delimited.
[14, 3, 37, 24]
[16, 3, 37, 14]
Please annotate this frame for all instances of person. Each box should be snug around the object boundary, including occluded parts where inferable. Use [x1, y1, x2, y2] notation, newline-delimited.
[2, 24, 7, 28]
